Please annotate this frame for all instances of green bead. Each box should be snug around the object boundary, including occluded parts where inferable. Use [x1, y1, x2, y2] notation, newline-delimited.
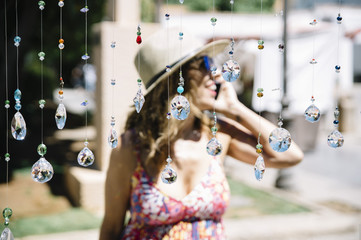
[258, 40, 264, 45]
[211, 17, 217, 22]
[257, 88, 264, 93]
[256, 144, 263, 149]
[39, 99, 46, 105]
[3, 208, 12, 219]
[5, 100, 10, 105]
[211, 126, 218, 133]
[137, 79, 142, 83]
[137, 32, 141, 36]
[5, 153, 10, 158]
[38, 1, 45, 6]
[37, 143, 47, 156]
[38, 52, 45, 57]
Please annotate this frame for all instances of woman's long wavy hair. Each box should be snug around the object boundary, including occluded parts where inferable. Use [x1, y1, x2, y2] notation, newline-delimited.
[125, 58, 212, 170]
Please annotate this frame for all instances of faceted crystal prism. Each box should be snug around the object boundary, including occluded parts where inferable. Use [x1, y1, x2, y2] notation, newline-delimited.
[269, 128, 292, 152]
[55, 103, 67, 129]
[133, 89, 145, 113]
[161, 164, 177, 184]
[254, 155, 265, 181]
[304, 104, 321, 123]
[31, 157, 54, 183]
[77, 146, 95, 167]
[11, 111, 27, 140]
[327, 130, 344, 148]
[222, 59, 241, 82]
[108, 127, 118, 149]
[0, 227, 14, 240]
[206, 137, 223, 156]
[171, 95, 190, 120]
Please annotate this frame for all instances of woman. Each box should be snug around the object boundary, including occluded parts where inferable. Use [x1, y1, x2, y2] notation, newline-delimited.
[99, 29, 304, 239]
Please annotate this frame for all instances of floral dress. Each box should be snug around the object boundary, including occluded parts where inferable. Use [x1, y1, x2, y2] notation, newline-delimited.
[121, 156, 231, 240]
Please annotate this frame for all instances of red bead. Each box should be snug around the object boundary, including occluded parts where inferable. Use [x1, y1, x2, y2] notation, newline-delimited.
[136, 35, 142, 44]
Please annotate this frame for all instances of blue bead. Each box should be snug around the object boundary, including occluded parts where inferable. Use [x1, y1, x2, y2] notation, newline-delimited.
[177, 86, 184, 94]
[333, 120, 339, 125]
[15, 103, 22, 110]
[14, 89, 22, 101]
[337, 16, 342, 21]
[335, 65, 341, 70]
[14, 36, 21, 43]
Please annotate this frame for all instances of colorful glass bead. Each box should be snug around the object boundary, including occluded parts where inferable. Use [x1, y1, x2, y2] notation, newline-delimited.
[327, 130, 344, 148]
[206, 137, 223, 156]
[37, 143, 47, 156]
[166, 112, 171, 119]
[258, 44, 264, 50]
[58, 0, 64, 7]
[59, 43, 65, 49]
[80, 6, 89, 13]
[269, 127, 291, 152]
[177, 86, 184, 94]
[136, 35, 142, 44]
[38, 1, 45, 10]
[258, 40, 264, 45]
[14, 36, 21, 47]
[165, 13, 170, 20]
[161, 164, 177, 184]
[211, 17, 217, 26]
[81, 101, 88, 106]
[14, 102, 21, 111]
[77, 145, 95, 167]
[304, 104, 321, 123]
[166, 65, 171, 72]
[3, 208, 12, 219]
[11, 112, 27, 140]
[254, 155, 265, 181]
[111, 79, 116, 85]
[211, 126, 218, 135]
[82, 54, 90, 60]
[310, 59, 317, 64]
[179, 32, 184, 40]
[278, 43, 284, 52]
[171, 95, 190, 120]
[257, 88, 263, 93]
[336, 14, 342, 24]
[31, 157, 54, 183]
[310, 19, 317, 25]
[14, 89, 21, 101]
[111, 41, 116, 48]
[222, 59, 241, 82]
[257, 92, 264, 98]
[5, 153, 10, 162]
[256, 148, 263, 154]
[335, 65, 341, 73]
[38, 51, 45, 61]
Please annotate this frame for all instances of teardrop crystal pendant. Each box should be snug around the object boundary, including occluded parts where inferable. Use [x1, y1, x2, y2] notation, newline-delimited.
[108, 127, 118, 149]
[206, 137, 223, 156]
[269, 128, 292, 152]
[304, 104, 320, 123]
[327, 130, 344, 148]
[133, 89, 145, 113]
[171, 95, 190, 120]
[161, 164, 177, 184]
[31, 157, 54, 183]
[0, 227, 15, 240]
[11, 111, 27, 140]
[222, 59, 241, 82]
[77, 146, 95, 167]
[55, 103, 67, 129]
[254, 155, 265, 181]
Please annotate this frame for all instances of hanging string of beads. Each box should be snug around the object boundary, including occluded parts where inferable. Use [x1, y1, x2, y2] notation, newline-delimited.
[304, 12, 321, 123]
[55, 0, 67, 130]
[77, 0, 95, 167]
[133, 24, 145, 114]
[327, 1, 344, 148]
[31, 0, 54, 183]
[11, 0, 27, 141]
[2, 0, 16, 238]
[254, 0, 266, 181]
[206, 0, 223, 158]
[107, 0, 119, 149]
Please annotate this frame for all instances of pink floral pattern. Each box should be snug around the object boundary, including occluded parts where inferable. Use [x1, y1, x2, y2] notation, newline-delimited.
[121, 159, 230, 239]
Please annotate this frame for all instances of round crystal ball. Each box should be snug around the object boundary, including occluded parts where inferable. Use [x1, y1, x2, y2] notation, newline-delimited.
[304, 104, 321, 123]
[171, 95, 190, 120]
[327, 130, 344, 148]
[269, 127, 292, 152]
[222, 59, 241, 82]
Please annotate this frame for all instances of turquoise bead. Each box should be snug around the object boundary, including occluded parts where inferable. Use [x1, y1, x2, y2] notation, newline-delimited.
[177, 86, 184, 94]
[14, 89, 21, 101]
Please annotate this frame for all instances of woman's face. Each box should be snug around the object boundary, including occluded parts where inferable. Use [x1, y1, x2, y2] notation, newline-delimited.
[191, 57, 220, 111]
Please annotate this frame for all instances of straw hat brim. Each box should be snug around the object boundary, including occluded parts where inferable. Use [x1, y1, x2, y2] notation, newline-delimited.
[145, 39, 230, 95]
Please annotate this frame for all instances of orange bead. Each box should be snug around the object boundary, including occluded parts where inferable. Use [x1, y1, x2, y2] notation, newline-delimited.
[257, 92, 263, 98]
[59, 90, 63, 95]
[59, 39, 64, 44]
[256, 148, 263, 154]
[258, 44, 264, 50]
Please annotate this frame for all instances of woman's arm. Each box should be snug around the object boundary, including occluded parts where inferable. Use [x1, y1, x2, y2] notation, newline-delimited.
[215, 81, 303, 168]
[99, 135, 136, 240]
